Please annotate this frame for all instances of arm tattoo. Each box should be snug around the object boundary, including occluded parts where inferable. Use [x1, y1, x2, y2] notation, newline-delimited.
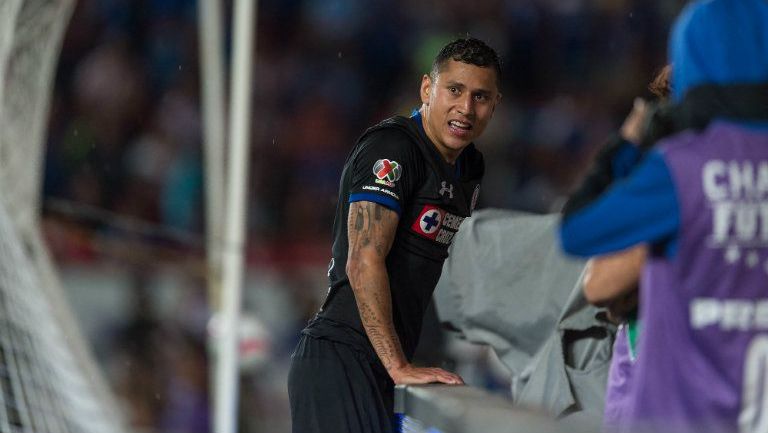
[347, 201, 405, 371]
[354, 206, 365, 231]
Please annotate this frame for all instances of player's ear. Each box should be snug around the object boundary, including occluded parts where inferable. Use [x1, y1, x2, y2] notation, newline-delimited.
[420, 74, 432, 105]
[491, 92, 502, 116]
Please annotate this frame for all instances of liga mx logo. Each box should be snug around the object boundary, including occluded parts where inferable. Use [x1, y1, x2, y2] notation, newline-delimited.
[373, 159, 402, 182]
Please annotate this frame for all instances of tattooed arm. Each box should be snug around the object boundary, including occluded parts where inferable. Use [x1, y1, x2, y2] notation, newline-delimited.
[346, 201, 463, 385]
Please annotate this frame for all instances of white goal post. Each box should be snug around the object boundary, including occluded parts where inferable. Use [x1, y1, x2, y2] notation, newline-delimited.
[198, 1, 258, 433]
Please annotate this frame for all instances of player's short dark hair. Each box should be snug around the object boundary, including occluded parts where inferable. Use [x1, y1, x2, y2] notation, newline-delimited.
[431, 37, 502, 85]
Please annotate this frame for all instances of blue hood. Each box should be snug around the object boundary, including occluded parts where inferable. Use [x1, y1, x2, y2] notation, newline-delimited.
[670, 0, 768, 102]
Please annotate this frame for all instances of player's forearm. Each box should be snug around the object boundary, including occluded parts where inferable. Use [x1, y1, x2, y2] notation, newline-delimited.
[345, 201, 464, 386]
[345, 200, 406, 374]
[348, 259, 408, 373]
[348, 259, 463, 386]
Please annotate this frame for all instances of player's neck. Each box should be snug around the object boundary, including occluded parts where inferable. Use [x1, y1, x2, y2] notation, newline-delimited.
[418, 108, 460, 165]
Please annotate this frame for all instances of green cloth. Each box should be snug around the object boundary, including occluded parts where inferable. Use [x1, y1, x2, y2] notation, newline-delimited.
[626, 313, 640, 362]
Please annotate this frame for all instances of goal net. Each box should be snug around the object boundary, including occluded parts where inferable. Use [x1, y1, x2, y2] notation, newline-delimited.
[0, 0, 128, 432]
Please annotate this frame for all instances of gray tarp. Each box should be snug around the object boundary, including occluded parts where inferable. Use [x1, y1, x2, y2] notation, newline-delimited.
[435, 209, 615, 423]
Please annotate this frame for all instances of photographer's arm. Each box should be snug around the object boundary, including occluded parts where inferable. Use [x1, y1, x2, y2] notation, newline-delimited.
[583, 245, 647, 322]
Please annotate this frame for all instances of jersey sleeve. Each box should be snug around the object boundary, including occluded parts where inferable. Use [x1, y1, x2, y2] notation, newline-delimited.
[612, 140, 642, 178]
[559, 150, 681, 258]
[348, 129, 420, 216]
[562, 135, 642, 218]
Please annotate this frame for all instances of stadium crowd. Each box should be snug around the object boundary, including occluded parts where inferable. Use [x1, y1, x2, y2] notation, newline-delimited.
[41, 0, 686, 432]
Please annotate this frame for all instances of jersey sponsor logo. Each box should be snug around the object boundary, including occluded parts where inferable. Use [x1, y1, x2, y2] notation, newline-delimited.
[702, 159, 768, 271]
[373, 159, 402, 183]
[411, 205, 465, 245]
[361, 185, 399, 200]
[412, 206, 443, 238]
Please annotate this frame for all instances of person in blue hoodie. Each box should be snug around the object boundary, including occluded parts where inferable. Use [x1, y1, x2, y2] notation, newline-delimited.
[559, 0, 768, 432]
[577, 64, 672, 432]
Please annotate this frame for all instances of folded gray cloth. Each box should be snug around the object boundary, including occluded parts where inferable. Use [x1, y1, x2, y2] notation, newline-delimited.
[435, 209, 614, 422]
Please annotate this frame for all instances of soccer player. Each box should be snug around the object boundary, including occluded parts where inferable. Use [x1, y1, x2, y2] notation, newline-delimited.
[560, 1, 768, 432]
[288, 38, 502, 433]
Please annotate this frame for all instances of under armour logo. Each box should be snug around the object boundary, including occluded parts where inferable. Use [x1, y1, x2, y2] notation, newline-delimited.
[439, 181, 454, 199]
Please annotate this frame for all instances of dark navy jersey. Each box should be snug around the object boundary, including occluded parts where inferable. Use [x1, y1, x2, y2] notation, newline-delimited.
[313, 112, 484, 359]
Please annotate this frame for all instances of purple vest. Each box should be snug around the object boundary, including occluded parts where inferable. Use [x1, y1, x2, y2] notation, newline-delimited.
[604, 325, 635, 431]
[625, 121, 768, 433]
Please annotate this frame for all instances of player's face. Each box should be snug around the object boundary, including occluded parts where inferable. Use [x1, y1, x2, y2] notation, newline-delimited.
[420, 60, 501, 163]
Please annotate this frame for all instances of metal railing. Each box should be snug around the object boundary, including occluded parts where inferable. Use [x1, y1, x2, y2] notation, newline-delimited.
[395, 385, 596, 433]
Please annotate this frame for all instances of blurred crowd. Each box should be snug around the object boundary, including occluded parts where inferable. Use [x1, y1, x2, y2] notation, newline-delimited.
[40, 0, 685, 432]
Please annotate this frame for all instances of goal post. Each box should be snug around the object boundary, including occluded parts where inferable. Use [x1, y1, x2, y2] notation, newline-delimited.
[198, 0, 258, 432]
[198, 0, 227, 313]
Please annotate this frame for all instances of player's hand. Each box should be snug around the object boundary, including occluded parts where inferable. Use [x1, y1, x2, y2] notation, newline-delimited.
[389, 364, 464, 385]
[620, 98, 649, 145]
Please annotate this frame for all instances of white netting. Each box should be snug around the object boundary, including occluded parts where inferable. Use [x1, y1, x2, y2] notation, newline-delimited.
[0, 0, 129, 432]
[1, 0, 68, 232]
